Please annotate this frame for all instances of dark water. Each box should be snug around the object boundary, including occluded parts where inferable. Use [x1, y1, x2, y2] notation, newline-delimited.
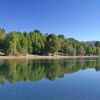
[0, 58, 100, 100]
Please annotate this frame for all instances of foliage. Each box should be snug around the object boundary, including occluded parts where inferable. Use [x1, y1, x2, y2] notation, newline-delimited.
[0, 28, 5, 52]
[77, 45, 86, 56]
[29, 30, 45, 54]
[95, 41, 100, 47]
[45, 33, 60, 55]
[63, 45, 76, 56]
[0, 27, 100, 56]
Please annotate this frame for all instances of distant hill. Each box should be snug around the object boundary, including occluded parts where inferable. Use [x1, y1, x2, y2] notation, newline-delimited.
[82, 41, 96, 46]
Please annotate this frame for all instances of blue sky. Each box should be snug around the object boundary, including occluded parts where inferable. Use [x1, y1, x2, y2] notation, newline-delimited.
[0, 0, 100, 41]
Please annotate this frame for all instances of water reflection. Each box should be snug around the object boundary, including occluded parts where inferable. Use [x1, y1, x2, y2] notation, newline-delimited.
[0, 58, 100, 84]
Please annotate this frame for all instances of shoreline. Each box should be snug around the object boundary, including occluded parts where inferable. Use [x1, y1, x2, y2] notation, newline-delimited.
[0, 55, 99, 59]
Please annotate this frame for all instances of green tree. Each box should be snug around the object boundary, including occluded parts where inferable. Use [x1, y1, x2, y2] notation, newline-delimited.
[96, 47, 100, 55]
[46, 33, 60, 55]
[16, 32, 28, 54]
[86, 45, 96, 56]
[77, 45, 85, 56]
[0, 28, 5, 52]
[23, 32, 33, 54]
[65, 38, 80, 48]
[95, 41, 100, 47]
[4, 32, 19, 55]
[58, 34, 65, 53]
[63, 45, 76, 56]
[29, 30, 45, 54]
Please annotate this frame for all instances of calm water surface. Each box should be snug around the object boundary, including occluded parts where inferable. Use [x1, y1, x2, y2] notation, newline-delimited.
[0, 58, 100, 100]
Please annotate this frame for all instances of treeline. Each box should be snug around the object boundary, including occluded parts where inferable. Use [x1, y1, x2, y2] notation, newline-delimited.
[0, 28, 100, 56]
[0, 59, 100, 83]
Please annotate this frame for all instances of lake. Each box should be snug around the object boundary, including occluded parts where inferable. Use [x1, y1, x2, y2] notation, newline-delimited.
[0, 58, 100, 100]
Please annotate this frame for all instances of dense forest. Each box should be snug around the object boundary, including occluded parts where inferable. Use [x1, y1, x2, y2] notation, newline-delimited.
[0, 28, 100, 56]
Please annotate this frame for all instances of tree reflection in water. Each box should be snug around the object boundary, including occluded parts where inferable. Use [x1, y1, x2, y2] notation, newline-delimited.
[0, 58, 100, 84]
